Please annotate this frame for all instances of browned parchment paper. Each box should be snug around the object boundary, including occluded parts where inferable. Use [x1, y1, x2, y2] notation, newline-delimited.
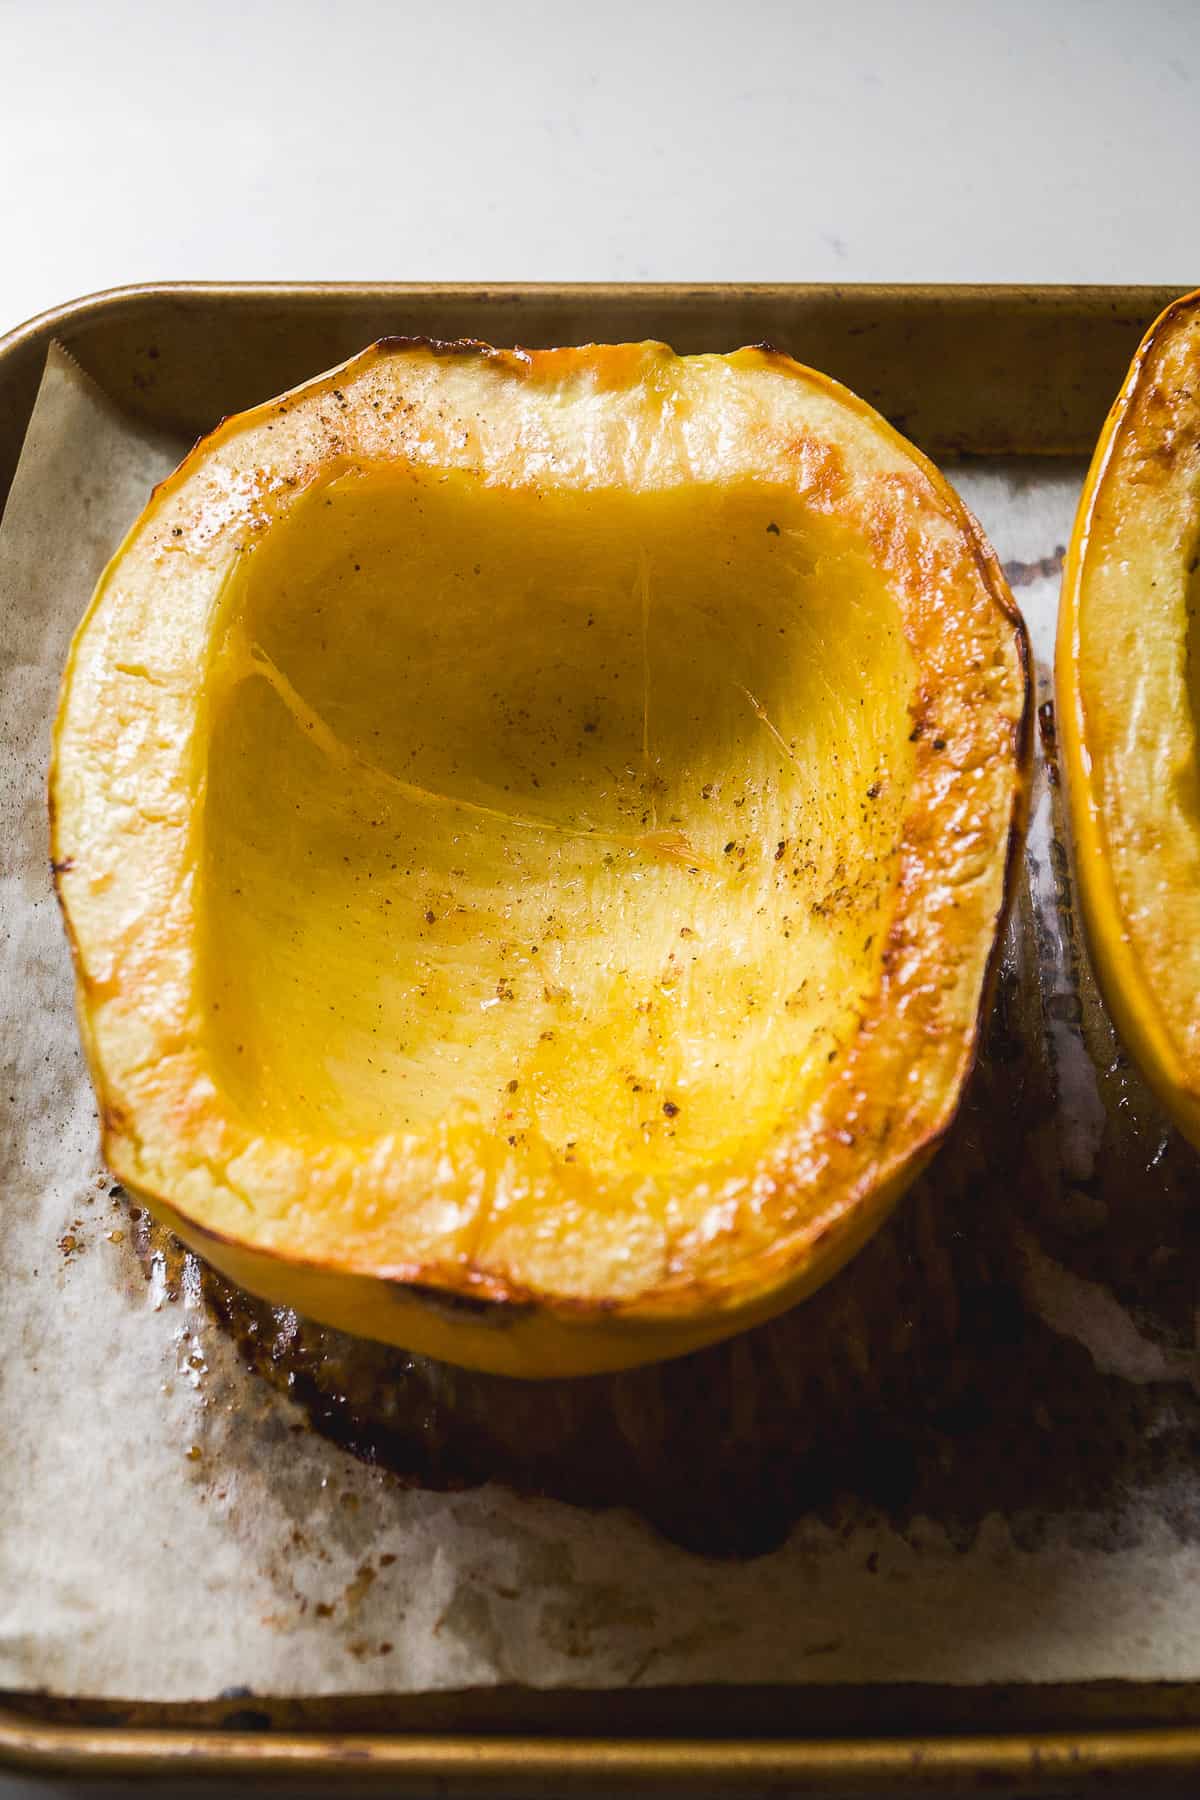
[4, 346, 1200, 1701]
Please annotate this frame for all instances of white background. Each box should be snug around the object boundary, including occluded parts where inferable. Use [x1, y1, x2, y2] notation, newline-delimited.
[3, 0, 1199, 1794]
[3, 0, 1199, 336]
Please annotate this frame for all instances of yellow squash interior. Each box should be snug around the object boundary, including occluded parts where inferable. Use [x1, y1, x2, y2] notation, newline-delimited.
[1059, 290, 1200, 1142]
[200, 466, 915, 1189]
[54, 341, 1029, 1375]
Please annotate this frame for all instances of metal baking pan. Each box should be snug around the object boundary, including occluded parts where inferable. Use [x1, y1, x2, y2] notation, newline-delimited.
[2, 280, 1197, 1793]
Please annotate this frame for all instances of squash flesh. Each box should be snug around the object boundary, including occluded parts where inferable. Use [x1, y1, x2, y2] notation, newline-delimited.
[52, 341, 1029, 1372]
[1058, 290, 1200, 1141]
[202, 468, 914, 1217]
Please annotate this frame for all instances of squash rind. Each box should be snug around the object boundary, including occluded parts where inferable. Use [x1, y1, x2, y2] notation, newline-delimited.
[52, 338, 1031, 1375]
[1056, 289, 1200, 1149]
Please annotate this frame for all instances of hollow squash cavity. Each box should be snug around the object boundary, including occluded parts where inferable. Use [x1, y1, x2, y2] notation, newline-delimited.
[200, 467, 915, 1184]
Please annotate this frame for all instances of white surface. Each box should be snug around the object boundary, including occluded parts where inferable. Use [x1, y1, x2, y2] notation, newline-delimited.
[2, 0, 1200, 338]
[3, 0, 1199, 1794]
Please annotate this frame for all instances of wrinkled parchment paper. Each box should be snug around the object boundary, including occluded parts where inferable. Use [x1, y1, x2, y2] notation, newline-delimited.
[5, 346, 1200, 1701]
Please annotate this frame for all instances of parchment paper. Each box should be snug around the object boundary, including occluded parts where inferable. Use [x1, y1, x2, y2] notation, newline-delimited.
[4, 346, 1200, 1701]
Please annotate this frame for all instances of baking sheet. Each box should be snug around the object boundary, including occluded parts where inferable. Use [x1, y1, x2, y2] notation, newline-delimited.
[4, 345, 1200, 1703]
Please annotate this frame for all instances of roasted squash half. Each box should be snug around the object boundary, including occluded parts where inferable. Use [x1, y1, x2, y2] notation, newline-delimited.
[52, 339, 1030, 1376]
[1057, 291, 1200, 1149]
